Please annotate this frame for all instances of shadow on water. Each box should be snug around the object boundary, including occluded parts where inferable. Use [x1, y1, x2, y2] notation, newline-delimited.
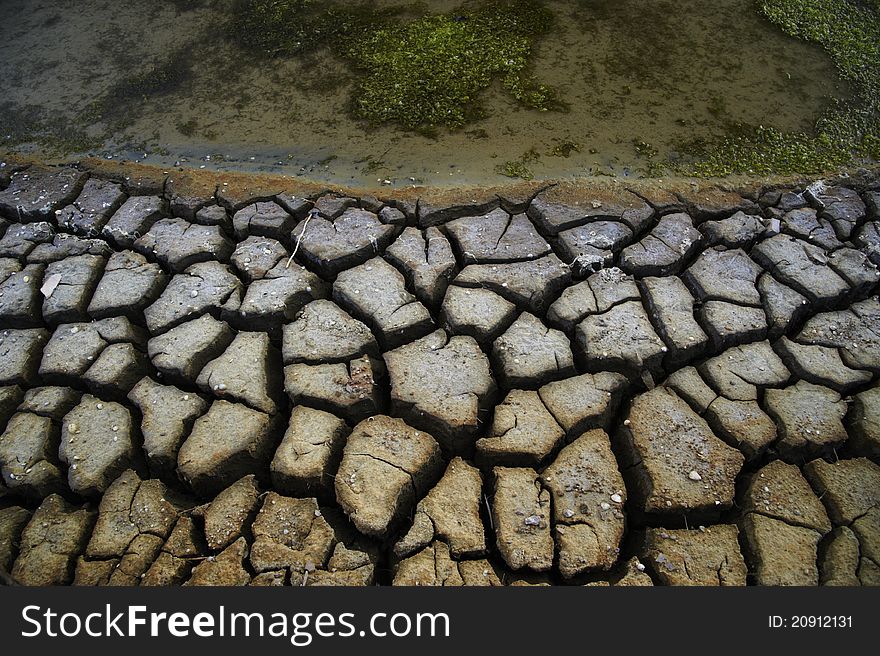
[0, 0, 863, 185]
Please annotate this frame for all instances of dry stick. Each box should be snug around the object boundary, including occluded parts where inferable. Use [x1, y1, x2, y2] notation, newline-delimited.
[286, 212, 313, 269]
[484, 494, 494, 531]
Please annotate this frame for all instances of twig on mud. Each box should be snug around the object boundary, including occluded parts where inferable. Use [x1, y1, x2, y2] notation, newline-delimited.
[484, 494, 494, 531]
[301, 562, 316, 586]
[286, 210, 315, 268]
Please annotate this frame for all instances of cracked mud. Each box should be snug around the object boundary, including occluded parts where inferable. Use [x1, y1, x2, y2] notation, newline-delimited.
[0, 165, 879, 586]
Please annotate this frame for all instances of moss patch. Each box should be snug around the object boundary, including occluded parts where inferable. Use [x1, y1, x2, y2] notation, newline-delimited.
[684, 0, 880, 176]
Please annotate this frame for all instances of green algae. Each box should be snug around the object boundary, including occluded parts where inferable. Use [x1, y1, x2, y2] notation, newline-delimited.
[104, 51, 192, 103]
[2, 43, 195, 151]
[346, 1, 560, 129]
[88, 46, 194, 134]
[0, 102, 102, 155]
[496, 147, 541, 179]
[496, 160, 535, 180]
[547, 140, 581, 157]
[762, 0, 879, 89]
[231, 0, 561, 131]
[230, 0, 396, 58]
[175, 118, 199, 137]
[230, 0, 866, 171]
[634, 140, 658, 159]
[685, 0, 880, 176]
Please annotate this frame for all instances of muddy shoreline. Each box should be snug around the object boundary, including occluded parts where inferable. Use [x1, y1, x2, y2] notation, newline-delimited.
[6, 151, 879, 212]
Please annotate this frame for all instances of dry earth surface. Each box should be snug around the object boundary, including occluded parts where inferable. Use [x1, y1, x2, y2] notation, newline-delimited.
[0, 159, 879, 586]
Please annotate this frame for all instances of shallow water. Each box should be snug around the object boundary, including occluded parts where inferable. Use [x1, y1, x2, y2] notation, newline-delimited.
[0, 0, 852, 186]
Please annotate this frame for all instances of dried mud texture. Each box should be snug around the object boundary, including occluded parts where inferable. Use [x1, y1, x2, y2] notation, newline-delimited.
[1, 165, 879, 586]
